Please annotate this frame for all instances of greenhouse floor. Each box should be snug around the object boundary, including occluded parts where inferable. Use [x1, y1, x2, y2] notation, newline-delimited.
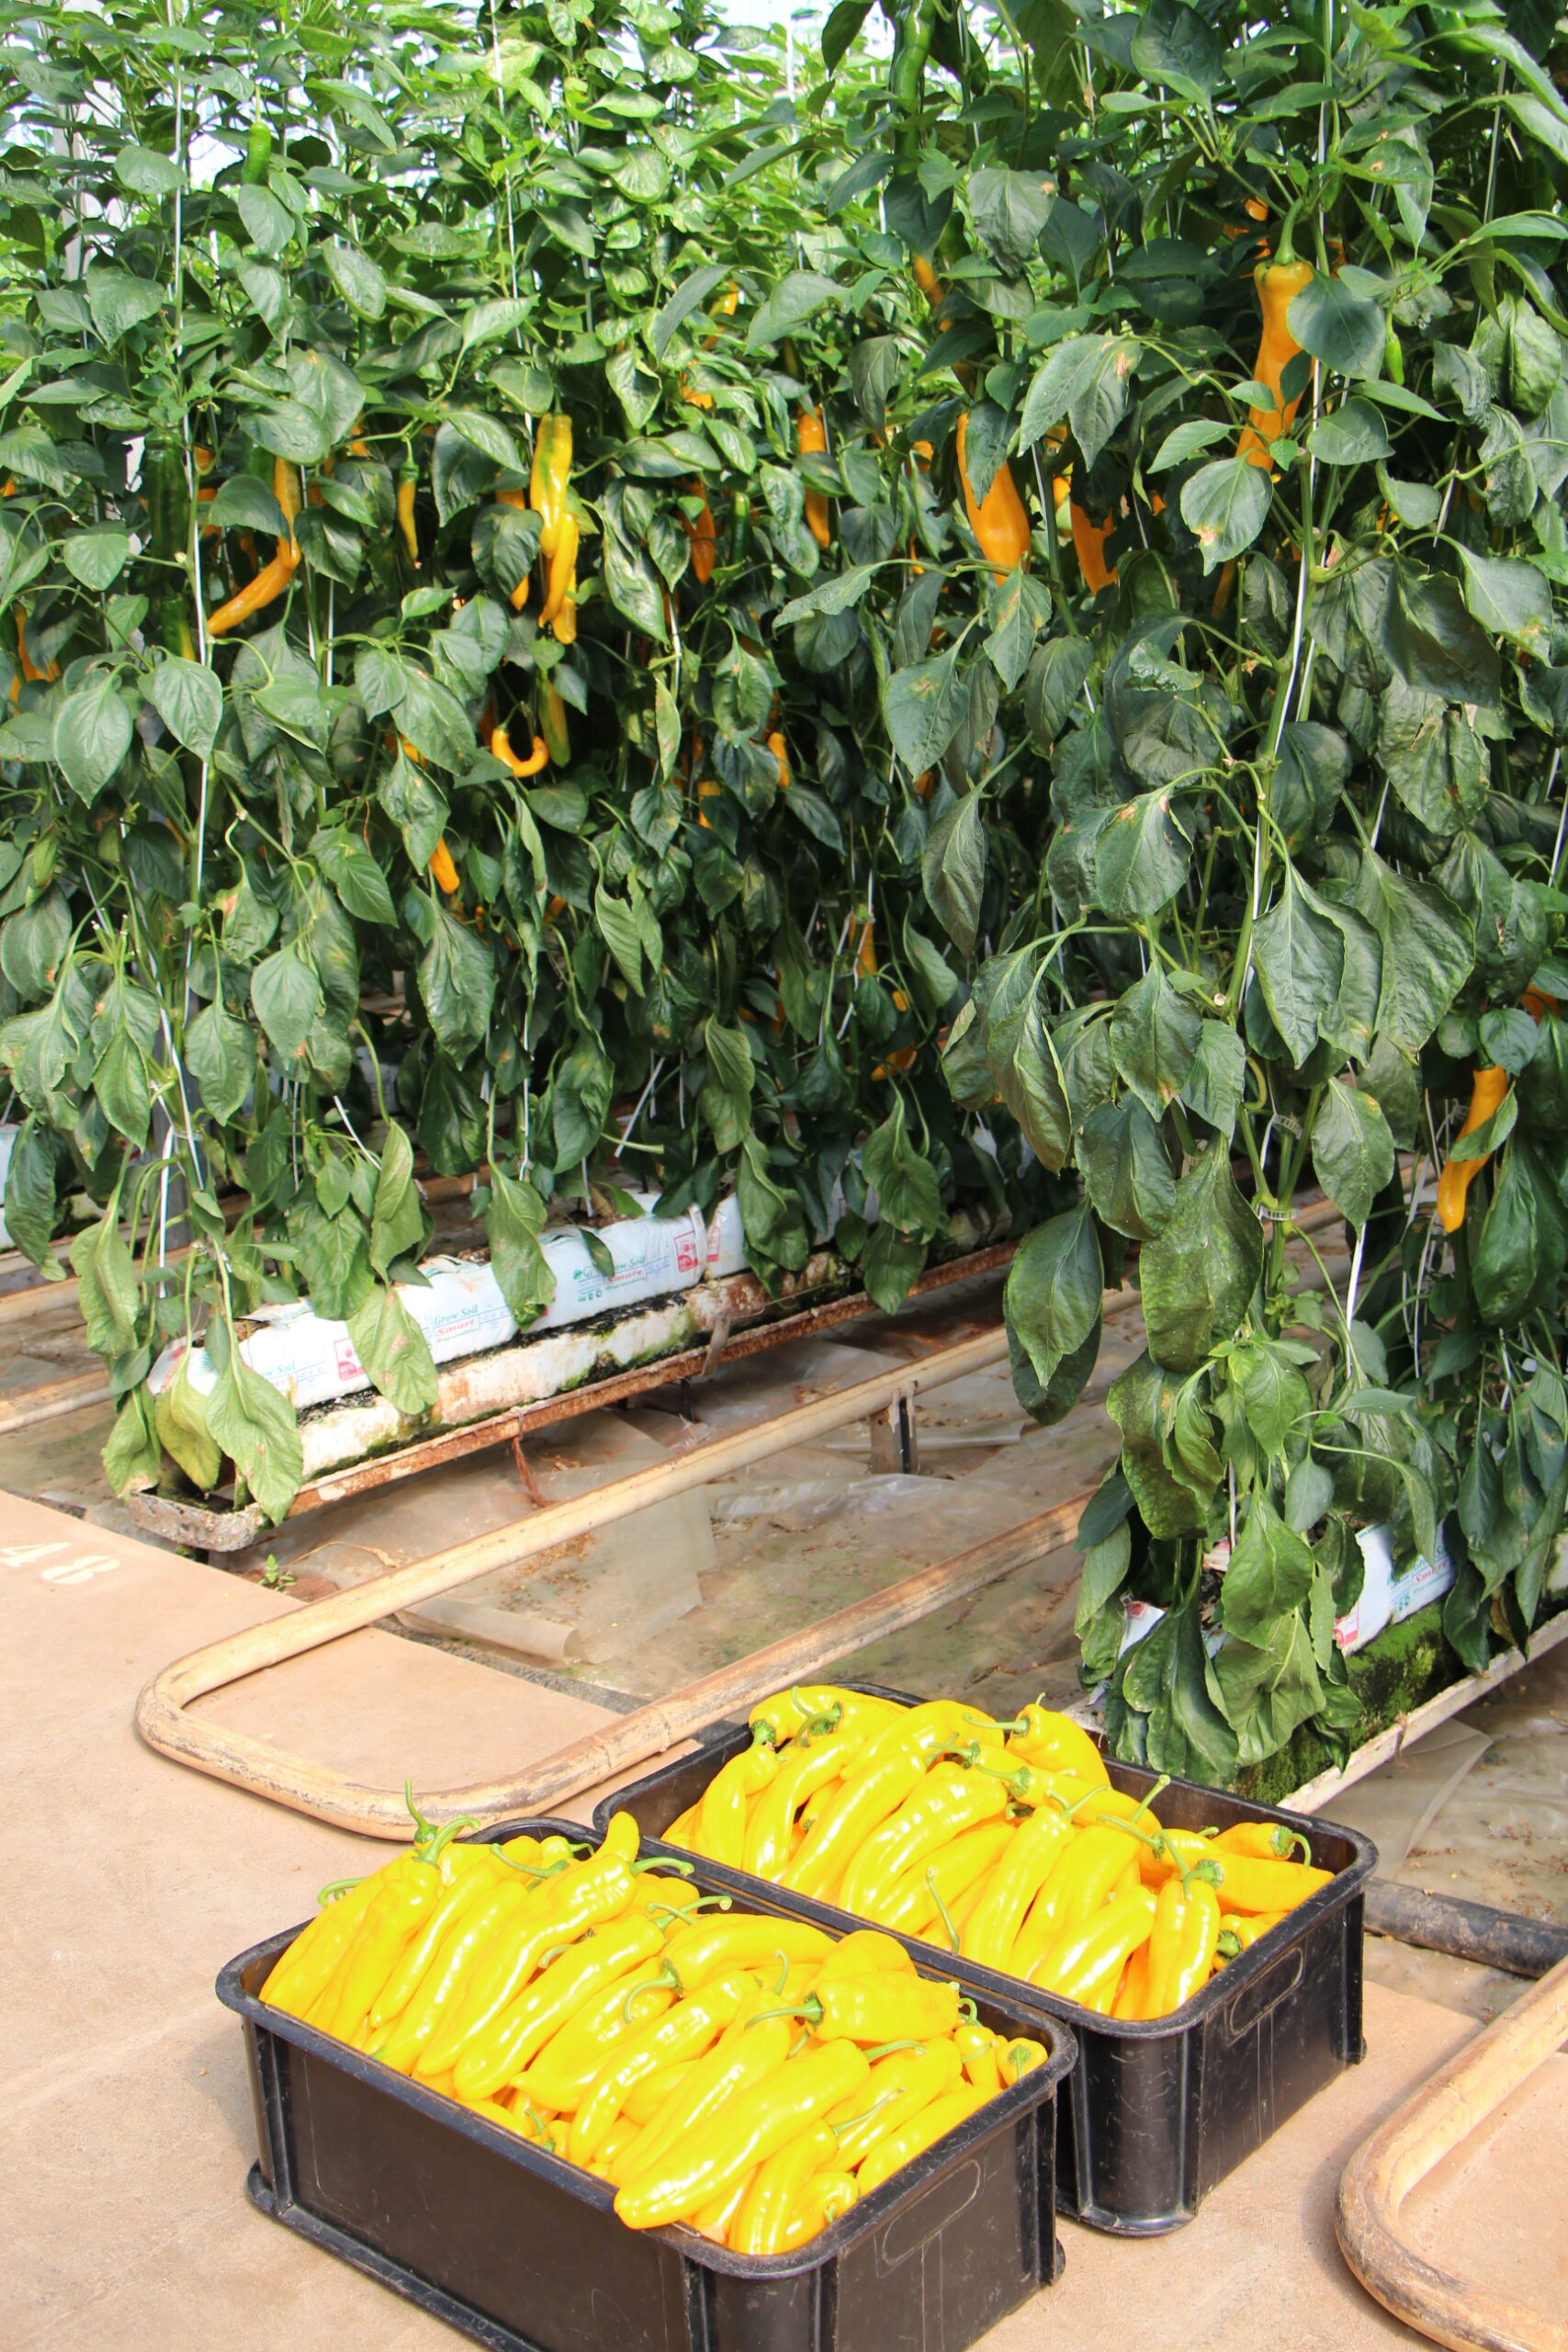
[7, 1487, 1567, 2352]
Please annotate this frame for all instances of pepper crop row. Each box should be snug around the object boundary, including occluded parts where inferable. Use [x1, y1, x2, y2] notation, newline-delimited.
[663, 1688, 1331, 2019]
[261, 1801, 1048, 2253]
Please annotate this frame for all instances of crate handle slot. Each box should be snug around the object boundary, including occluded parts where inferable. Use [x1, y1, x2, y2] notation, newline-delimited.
[876, 2157, 983, 2269]
[1224, 1945, 1304, 2041]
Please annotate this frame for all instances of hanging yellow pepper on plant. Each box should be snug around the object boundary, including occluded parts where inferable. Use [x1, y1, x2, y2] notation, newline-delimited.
[429, 839, 460, 894]
[685, 479, 717, 585]
[539, 678, 570, 767]
[796, 406, 831, 548]
[1437, 1066, 1510, 1232]
[530, 413, 576, 639]
[956, 411, 1031, 580]
[207, 460, 302, 639]
[491, 723, 549, 778]
[1070, 501, 1117, 593]
[396, 459, 420, 565]
[1238, 250, 1314, 469]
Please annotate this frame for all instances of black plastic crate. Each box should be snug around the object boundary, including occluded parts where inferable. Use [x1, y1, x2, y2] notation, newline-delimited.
[219, 1815, 1076, 2352]
[593, 1687, 1377, 2235]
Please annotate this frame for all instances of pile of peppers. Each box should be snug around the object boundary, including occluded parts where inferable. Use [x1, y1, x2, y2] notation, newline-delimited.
[262, 1800, 1047, 2253]
[665, 1688, 1332, 2018]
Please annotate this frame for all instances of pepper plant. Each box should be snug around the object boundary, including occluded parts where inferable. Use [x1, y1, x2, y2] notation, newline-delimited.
[2, 0, 1567, 1785]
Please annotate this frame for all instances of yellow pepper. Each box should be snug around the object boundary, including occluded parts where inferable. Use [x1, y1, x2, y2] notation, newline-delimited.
[429, 838, 460, 894]
[691, 1738, 784, 1867]
[1031, 1884, 1157, 2011]
[854, 2084, 988, 2196]
[1006, 1704, 1109, 1785]
[1438, 1066, 1510, 1233]
[490, 723, 549, 777]
[1238, 255, 1314, 468]
[1142, 1873, 1222, 2018]
[957, 410, 1031, 580]
[615, 2038, 870, 2230]
[796, 406, 831, 548]
[396, 462, 420, 565]
[836, 1762, 1009, 1919]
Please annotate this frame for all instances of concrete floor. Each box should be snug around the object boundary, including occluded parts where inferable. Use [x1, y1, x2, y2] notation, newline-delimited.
[6, 1490, 1567, 2351]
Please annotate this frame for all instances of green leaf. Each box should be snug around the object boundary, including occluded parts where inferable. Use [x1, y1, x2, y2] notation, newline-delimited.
[251, 942, 322, 1064]
[155, 1352, 221, 1491]
[208, 475, 290, 537]
[1222, 1489, 1315, 1640]
[323, 237, 388, 320]
[418, 906, 494, 1057]
[738, 1133, 811, 1272]
[921, 795, 987, 956]
[147, 653, 222, 758]
[1473, 1139, 1565, 1325]
[445, 407, 523, 473]
[1109, 967, 1201, 1120]
[884, 649, 969, 773]
[347, 1283, 439, 1416]
[486, 1163, 557, 1328]
[1140, 1143, 1263, 1372]
[863, 1093, 944, 1236]
[861, 1220, 926, 1314]
[369, 1121, 427, 1277]
[184, 1000, 254, 1125]
[1130, 0, 1222, 95]
[206, 1344, 304, 1523]
[1078, 1099, 1176, 1241]
[70, 1209, 138, 1363]
[699, 1016, 754, 1152]
[967, 165, 1055, 273]
[103, 1385, 161, 1494]
[1253, 866, 1344, 1066]
[1092, 788, 1192, 917]
[1150, 418, 1232, 471]
[1005, 1202, 1103, 1388]
[1288, 274, 1386, 378]
[746, 269, 843, 351]
[650, 263, 730, 360]
[311, 827, 398, 927]
[1346, 849, 1472, 1052]
[1457, 548, 1553, 655]
[53, 673, 133, 803]
[1312, 1078, 1394, 1227]
[62, 526, 130, 589]
[1211, 1611, 1325, 1766]
[1121, 1592, 1238, 1781]
[115, 141, 185, 198]
[1180, 1021, 1246, 1136]
[1179, 457, 1269, 571]
[1231, 1340, 1313, 1458]
[1307, 399, 1391, 465]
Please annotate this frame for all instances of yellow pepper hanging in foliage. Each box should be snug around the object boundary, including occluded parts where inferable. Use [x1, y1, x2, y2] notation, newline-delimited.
[397, 460, 420, 565]
[1238, 254, 1314, 469]
[1437, 1067, 1510, 1232]
[530, 414, 576, 640]
[207, 456, 303, 637]
[796, 407, 830, 548]
[956, 412, 1030, 580]
[429, 838, 460, 894]
[491, 723, 549, 778]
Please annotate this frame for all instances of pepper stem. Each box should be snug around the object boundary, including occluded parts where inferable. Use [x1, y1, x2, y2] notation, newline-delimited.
[926, 1866, 962, 1954]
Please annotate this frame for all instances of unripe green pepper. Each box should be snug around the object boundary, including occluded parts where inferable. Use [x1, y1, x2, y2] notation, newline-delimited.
[241, 122, 273, 186]
[540, 679, 570, 766]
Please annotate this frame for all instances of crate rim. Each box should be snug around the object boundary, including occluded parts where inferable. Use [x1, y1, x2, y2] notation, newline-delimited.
[218, 1808, 1078, 2284]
